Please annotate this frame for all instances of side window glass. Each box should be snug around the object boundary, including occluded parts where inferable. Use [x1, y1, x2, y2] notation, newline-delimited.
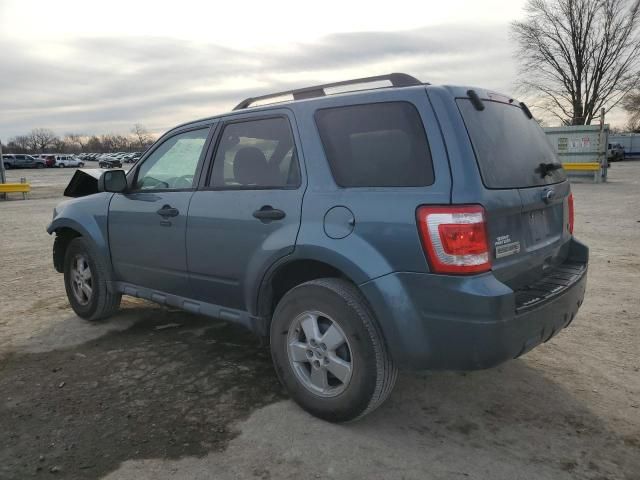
[211, 117, 300, 188]
[315, 102, 434, 187]
[135, 128, 209, 190]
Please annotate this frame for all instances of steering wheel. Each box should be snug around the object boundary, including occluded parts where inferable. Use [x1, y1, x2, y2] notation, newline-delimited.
[172, 174, 194, 189]
[141, 176, 169, 189]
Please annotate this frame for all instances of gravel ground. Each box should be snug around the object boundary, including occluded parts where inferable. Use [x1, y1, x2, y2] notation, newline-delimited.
[0, 163, 638, 480]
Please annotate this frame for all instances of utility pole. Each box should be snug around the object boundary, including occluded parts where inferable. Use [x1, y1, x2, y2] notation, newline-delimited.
[599, 108, 607, 183]
[0, 139, 6, 199]
[0, 140, 5, 183]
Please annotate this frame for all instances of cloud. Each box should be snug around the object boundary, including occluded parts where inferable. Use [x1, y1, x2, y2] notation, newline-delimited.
[0, 24, 516, 139]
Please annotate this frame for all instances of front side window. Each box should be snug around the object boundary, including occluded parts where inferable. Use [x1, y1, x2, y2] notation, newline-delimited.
[135, 128, 209, 190]
[315, 102, 435, 187]
[211, 117, 300, 188]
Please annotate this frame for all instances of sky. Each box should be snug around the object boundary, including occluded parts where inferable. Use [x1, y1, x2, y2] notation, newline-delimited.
[0, 0, 628, 140]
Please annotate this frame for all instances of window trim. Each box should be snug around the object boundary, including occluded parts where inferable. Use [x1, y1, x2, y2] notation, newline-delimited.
[313, 100, 436, 189]
[202, 113, 302, 191]
[127, 124, 214, 194]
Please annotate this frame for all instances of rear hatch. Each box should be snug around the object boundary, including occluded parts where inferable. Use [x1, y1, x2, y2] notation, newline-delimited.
[456, 94, 573, 291]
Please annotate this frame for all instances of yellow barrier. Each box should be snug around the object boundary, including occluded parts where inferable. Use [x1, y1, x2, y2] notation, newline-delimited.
[0, 182, 31, 199]
[562, 162, 601, 171]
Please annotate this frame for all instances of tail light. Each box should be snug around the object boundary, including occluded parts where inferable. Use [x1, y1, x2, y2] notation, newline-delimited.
[567, 193, 574, 234]
[416, 205, 491, 274]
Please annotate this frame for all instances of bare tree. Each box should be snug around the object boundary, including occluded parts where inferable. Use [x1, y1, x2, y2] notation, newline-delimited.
[131, 124, 152, 150]
[99, 134, 116, 153]
[623, 90, 640, 131]
[65, 133, 87, 152]
[512, 0, 640, 125]
[7, 135, 31, 153]
[28, 128, 59, 152]
[86, 136, 103, 153]
[112, 134, 131, 151]
[51, 137, 67, 153]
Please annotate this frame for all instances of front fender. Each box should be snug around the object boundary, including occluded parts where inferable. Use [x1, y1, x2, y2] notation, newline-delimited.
[47, 192, 113, 273]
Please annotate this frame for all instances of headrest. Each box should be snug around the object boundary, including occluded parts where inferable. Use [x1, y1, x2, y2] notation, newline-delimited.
[233, 147, 269, 185]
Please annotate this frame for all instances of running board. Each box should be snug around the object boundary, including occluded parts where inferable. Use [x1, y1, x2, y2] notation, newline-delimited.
[112, 281, 267, 335]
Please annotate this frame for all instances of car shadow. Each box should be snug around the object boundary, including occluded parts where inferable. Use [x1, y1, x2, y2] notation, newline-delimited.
[1, 306, 637, 479]
[353, 362, 639, 478]
[0, 306, 284, 480]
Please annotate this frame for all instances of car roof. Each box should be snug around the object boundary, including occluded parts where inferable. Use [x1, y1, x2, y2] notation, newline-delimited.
[166, 73, 514, 135]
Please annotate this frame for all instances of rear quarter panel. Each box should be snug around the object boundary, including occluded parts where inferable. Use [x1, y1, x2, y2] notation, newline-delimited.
[291, 86, 452, 283]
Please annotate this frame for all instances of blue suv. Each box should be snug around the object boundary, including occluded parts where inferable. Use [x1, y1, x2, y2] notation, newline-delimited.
[48, 73, 588, 422]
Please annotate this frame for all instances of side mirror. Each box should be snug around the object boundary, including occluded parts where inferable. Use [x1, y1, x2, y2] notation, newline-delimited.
[98, 169, 127, 193]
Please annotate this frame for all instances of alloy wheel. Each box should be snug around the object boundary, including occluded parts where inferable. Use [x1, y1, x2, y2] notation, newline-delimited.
[287, 311, 353, 397]
[70, 254, 93, 305]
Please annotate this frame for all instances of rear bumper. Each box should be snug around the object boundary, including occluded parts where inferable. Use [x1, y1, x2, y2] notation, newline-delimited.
[360, 238, 588, 370]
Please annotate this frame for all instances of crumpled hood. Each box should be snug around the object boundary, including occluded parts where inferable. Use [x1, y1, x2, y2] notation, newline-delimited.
[63, 168, 108, 197]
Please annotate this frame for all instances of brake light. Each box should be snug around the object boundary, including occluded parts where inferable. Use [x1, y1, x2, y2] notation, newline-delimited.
[416, 205, 491, 274]
[568, 193, 574, 234]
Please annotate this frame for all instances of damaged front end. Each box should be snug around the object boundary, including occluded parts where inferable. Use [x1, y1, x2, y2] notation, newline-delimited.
[63, 169, 108, 197]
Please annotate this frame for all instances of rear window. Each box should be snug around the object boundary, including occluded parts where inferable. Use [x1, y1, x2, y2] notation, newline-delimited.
[457, 99, 566, 188]
[315, 102, 434, 187]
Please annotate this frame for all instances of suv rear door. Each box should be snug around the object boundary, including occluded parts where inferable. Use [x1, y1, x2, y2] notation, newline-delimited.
[452, 93, 572, 289]
[186, 111, 304, 311]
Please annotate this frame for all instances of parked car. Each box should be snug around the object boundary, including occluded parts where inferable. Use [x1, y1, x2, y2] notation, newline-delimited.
[2, 154, 46, 169]
[40, 154, 57, 167]
[48, 73, 589, 423]
[98, 158, 123, 168]
[607, 143, 625, 162]
[124, 152, 141, 163]
[55, 155, 85, 168]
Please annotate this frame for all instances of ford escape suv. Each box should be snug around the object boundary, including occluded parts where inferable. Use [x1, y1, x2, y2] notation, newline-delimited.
[48, 73, 588, 422]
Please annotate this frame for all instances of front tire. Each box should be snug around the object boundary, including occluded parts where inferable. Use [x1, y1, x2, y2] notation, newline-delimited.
[270, 278, 397, 422]
[63, 237, 121, 321]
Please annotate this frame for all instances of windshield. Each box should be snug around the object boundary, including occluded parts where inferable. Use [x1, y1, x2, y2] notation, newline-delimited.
[457, 99, 566, 189]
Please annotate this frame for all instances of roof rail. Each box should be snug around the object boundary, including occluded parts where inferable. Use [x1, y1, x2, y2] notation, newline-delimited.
[233, 73, 423, 110]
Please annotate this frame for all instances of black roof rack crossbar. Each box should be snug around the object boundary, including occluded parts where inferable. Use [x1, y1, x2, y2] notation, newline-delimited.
[233, 73, 422, 110]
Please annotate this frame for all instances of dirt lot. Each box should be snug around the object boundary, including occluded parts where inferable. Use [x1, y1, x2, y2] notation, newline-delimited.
[0, 164, 638, 480]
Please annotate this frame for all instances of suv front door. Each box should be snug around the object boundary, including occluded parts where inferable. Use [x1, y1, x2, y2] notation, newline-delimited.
[108, 126, 212, 296]
[186, 113, 304, 311]
[14, 155, 29, 167]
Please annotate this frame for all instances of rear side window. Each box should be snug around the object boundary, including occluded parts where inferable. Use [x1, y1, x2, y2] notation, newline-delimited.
[315, 102, 434, 187]
[211, 117, 300, 189]
[457, 99, 567, 188]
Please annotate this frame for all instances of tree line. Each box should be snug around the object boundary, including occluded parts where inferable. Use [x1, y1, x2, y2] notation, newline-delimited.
[512, 0, 640, 128]
[2, 124, 156, 154]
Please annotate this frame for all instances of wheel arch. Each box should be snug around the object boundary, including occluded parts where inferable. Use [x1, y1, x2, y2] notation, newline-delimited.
[48, 214, 113, 284]
[254, 251, 372, 327]
[52, 226, 82, 272]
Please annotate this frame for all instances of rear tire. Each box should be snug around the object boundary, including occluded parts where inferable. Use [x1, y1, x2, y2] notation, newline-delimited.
[270, 278, 397, 422]
[63, 237, 121, 321]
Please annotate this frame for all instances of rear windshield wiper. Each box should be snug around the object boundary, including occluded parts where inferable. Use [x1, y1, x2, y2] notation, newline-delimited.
[536, 162, 563, 178]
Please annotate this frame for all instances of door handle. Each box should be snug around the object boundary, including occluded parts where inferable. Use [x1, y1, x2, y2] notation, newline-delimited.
[157, 205, 179, 217]
[253, 206, 286, 221]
